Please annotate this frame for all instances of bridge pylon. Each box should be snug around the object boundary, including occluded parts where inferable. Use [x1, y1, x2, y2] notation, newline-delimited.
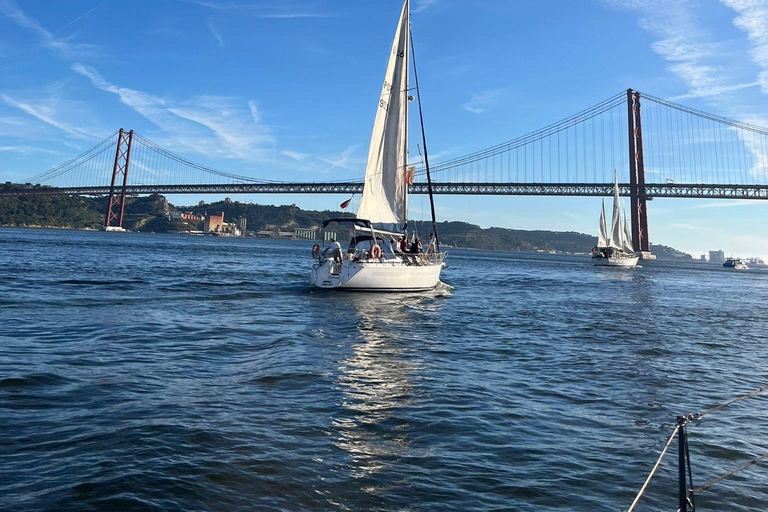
[627, 89, 651, 256]
[104, 128, 134, 229]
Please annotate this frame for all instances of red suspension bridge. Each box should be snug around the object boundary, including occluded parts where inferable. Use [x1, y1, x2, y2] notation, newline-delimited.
[3, 89, 768, 254]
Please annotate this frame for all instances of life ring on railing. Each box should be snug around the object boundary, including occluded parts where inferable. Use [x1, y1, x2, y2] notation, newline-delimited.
[312, 244, 320, 258]
[371, 244, 382, 259]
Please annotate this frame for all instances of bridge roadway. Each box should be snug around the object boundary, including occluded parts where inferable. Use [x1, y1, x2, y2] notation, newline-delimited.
[2, 182, 768, 200]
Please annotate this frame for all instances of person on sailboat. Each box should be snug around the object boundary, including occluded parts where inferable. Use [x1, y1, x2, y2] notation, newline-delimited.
[409, 237, 422, 254]
[390, 237, 400, 254]
[330, 239, 342, 266]
[427, 233, 436, 255]
[399, 236, 408, 253]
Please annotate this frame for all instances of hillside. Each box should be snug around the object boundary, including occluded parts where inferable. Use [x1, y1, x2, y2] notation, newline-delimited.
[0, 193, 693, 259]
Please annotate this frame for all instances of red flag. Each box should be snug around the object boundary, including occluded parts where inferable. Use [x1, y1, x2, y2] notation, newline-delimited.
[340, 198, 352, 209]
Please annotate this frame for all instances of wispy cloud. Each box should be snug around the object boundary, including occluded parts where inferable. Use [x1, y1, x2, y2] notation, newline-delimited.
[413, 0, 439, 14]
[206, 17, 225, 46]
[720, 0, 768, 94]
[317, 144, 362, 172]
[0, 93, 99, 139]
[603, 0, 755, 99]
[693, 199, 767, 209]
[71, 63, 275, 160]
[176, 0, 336, 19]
[0, 0, 95, 56]
[463, 89, 505, 114]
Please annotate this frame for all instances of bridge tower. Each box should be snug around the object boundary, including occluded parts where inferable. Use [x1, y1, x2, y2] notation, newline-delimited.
[627, 89, 651, 256]
[104, 128, 134, 229]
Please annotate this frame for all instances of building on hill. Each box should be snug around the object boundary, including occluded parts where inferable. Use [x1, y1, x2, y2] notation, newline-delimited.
[709, 250, 725, 263]
[204, 212, 225, 233]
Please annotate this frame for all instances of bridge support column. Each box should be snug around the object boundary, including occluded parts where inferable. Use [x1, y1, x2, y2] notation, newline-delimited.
[104, 128, 133, 229]
[627, 89, 653, 258]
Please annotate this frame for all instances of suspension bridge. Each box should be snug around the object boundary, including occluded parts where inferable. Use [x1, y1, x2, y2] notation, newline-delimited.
[3, 89, 768, 255]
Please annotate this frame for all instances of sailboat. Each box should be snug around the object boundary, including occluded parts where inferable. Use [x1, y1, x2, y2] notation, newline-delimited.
[591, 172, 639, 267]
[310, 0, 445, 291]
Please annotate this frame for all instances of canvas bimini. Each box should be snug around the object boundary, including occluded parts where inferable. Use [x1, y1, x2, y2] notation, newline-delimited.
[310, 0, 445, 291]
[591, 172, 639, 267]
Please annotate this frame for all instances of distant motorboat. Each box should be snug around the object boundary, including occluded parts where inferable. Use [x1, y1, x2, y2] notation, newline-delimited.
[723, 258, 748, 270]
[591, 172, 639, 268]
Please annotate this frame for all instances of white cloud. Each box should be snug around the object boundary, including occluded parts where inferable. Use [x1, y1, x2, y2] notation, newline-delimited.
[720, 0, 768, 94]
[0, 0, 95, 56]
[463, 89, 505, 114]
[0, 93, 99, 139]
[413, 0, 439, 14]
[318, 144, 363, 172]
[206, 17, 225, 47]
[71, 63, 275, 161]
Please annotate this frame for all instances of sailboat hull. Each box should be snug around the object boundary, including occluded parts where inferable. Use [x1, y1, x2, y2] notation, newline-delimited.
[592, 255, 639, 267]
[311, 257, 443, 291]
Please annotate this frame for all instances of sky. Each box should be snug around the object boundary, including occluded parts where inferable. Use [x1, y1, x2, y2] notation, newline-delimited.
[1, 0, 768, 258]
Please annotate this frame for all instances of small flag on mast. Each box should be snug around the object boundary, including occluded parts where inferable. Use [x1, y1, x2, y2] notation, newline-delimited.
[340, 196, 353, 209]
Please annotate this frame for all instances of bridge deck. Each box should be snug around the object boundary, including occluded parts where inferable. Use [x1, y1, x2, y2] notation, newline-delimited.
[2, 182, 768, 200]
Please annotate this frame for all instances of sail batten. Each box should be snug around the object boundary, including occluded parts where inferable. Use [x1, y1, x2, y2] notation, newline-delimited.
[356, 0, 409, 228]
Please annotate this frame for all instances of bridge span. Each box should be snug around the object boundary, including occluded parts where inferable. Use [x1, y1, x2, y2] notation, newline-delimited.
[3, 182, 768, 200]
[5, 88, 768, 256]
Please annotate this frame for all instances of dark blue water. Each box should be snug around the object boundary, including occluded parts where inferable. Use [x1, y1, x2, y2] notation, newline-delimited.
[1, 228, 766, 511]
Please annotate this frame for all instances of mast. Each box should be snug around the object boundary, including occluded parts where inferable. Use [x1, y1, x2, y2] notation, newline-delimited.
[409, 24, 440, 252]
[403, 0, 409, 232]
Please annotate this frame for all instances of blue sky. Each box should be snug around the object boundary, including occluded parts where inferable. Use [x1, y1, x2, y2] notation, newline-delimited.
[1, 0, 768, 258]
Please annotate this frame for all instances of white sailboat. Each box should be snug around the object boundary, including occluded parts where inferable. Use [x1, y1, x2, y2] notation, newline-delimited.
[311, 0, 445, 291]
[592, 173, 639, 267]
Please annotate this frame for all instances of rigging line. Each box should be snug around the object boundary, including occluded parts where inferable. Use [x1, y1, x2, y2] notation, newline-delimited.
[626, 425, 681, 512]
[640, 92, 768, 136]
[132, 134, 281, 184]
[696, 386, 768, 419]
[414, 93, 626, 173]
[25, 130, 119, 182]
[692, 453, 768, 494]
[31, 144, 116, 183]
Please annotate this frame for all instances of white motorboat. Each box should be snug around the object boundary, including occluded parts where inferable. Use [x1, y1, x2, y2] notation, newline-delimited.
[311, 0, 445, 291]
[723, 258, 748, 270]
[592, 172, 639, 267]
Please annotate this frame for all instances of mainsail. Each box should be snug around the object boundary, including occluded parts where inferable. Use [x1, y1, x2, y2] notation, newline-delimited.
[608, 172, 623, 250]
[622, 212, 634, 253]
[597, 199, 608, 248]
[356, 0, 410, 229]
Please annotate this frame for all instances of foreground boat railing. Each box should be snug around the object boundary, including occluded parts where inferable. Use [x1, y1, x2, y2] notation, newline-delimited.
[627, 386, 768, 512]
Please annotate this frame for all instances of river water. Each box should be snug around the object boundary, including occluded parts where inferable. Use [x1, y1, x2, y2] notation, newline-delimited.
[1, 228, 766, 511]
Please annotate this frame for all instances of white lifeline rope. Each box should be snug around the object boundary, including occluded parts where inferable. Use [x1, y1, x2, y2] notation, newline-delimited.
[627, 425, 681, 512]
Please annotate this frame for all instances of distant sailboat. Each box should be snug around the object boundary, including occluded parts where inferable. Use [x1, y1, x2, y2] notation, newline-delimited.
[592, 172, 639, 267]
[310, 0, 445, 291]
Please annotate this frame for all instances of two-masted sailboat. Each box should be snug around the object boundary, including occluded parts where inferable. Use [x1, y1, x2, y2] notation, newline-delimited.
[310, 0, 445, 291]
[592, 173, 639, 267]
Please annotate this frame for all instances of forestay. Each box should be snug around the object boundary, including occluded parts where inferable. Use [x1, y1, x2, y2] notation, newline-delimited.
[356, 0, 410, 230]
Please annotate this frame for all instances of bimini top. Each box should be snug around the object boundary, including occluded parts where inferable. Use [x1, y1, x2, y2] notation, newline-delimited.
[322, 218, 373, 229]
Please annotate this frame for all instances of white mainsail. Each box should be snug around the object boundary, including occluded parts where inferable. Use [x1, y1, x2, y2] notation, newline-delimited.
[608, 172, 623, 250]
[597, 199, 608, 248]
[356, 0, 410, 228]
[622, 212, 634, 253]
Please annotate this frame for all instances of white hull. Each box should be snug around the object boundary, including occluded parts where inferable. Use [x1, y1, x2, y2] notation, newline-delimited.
[311, 257, 443, 291]
[592, 255, 639, 267]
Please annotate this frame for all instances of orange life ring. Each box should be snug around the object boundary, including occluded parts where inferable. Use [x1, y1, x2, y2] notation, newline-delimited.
[371, 244, 382, 259]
